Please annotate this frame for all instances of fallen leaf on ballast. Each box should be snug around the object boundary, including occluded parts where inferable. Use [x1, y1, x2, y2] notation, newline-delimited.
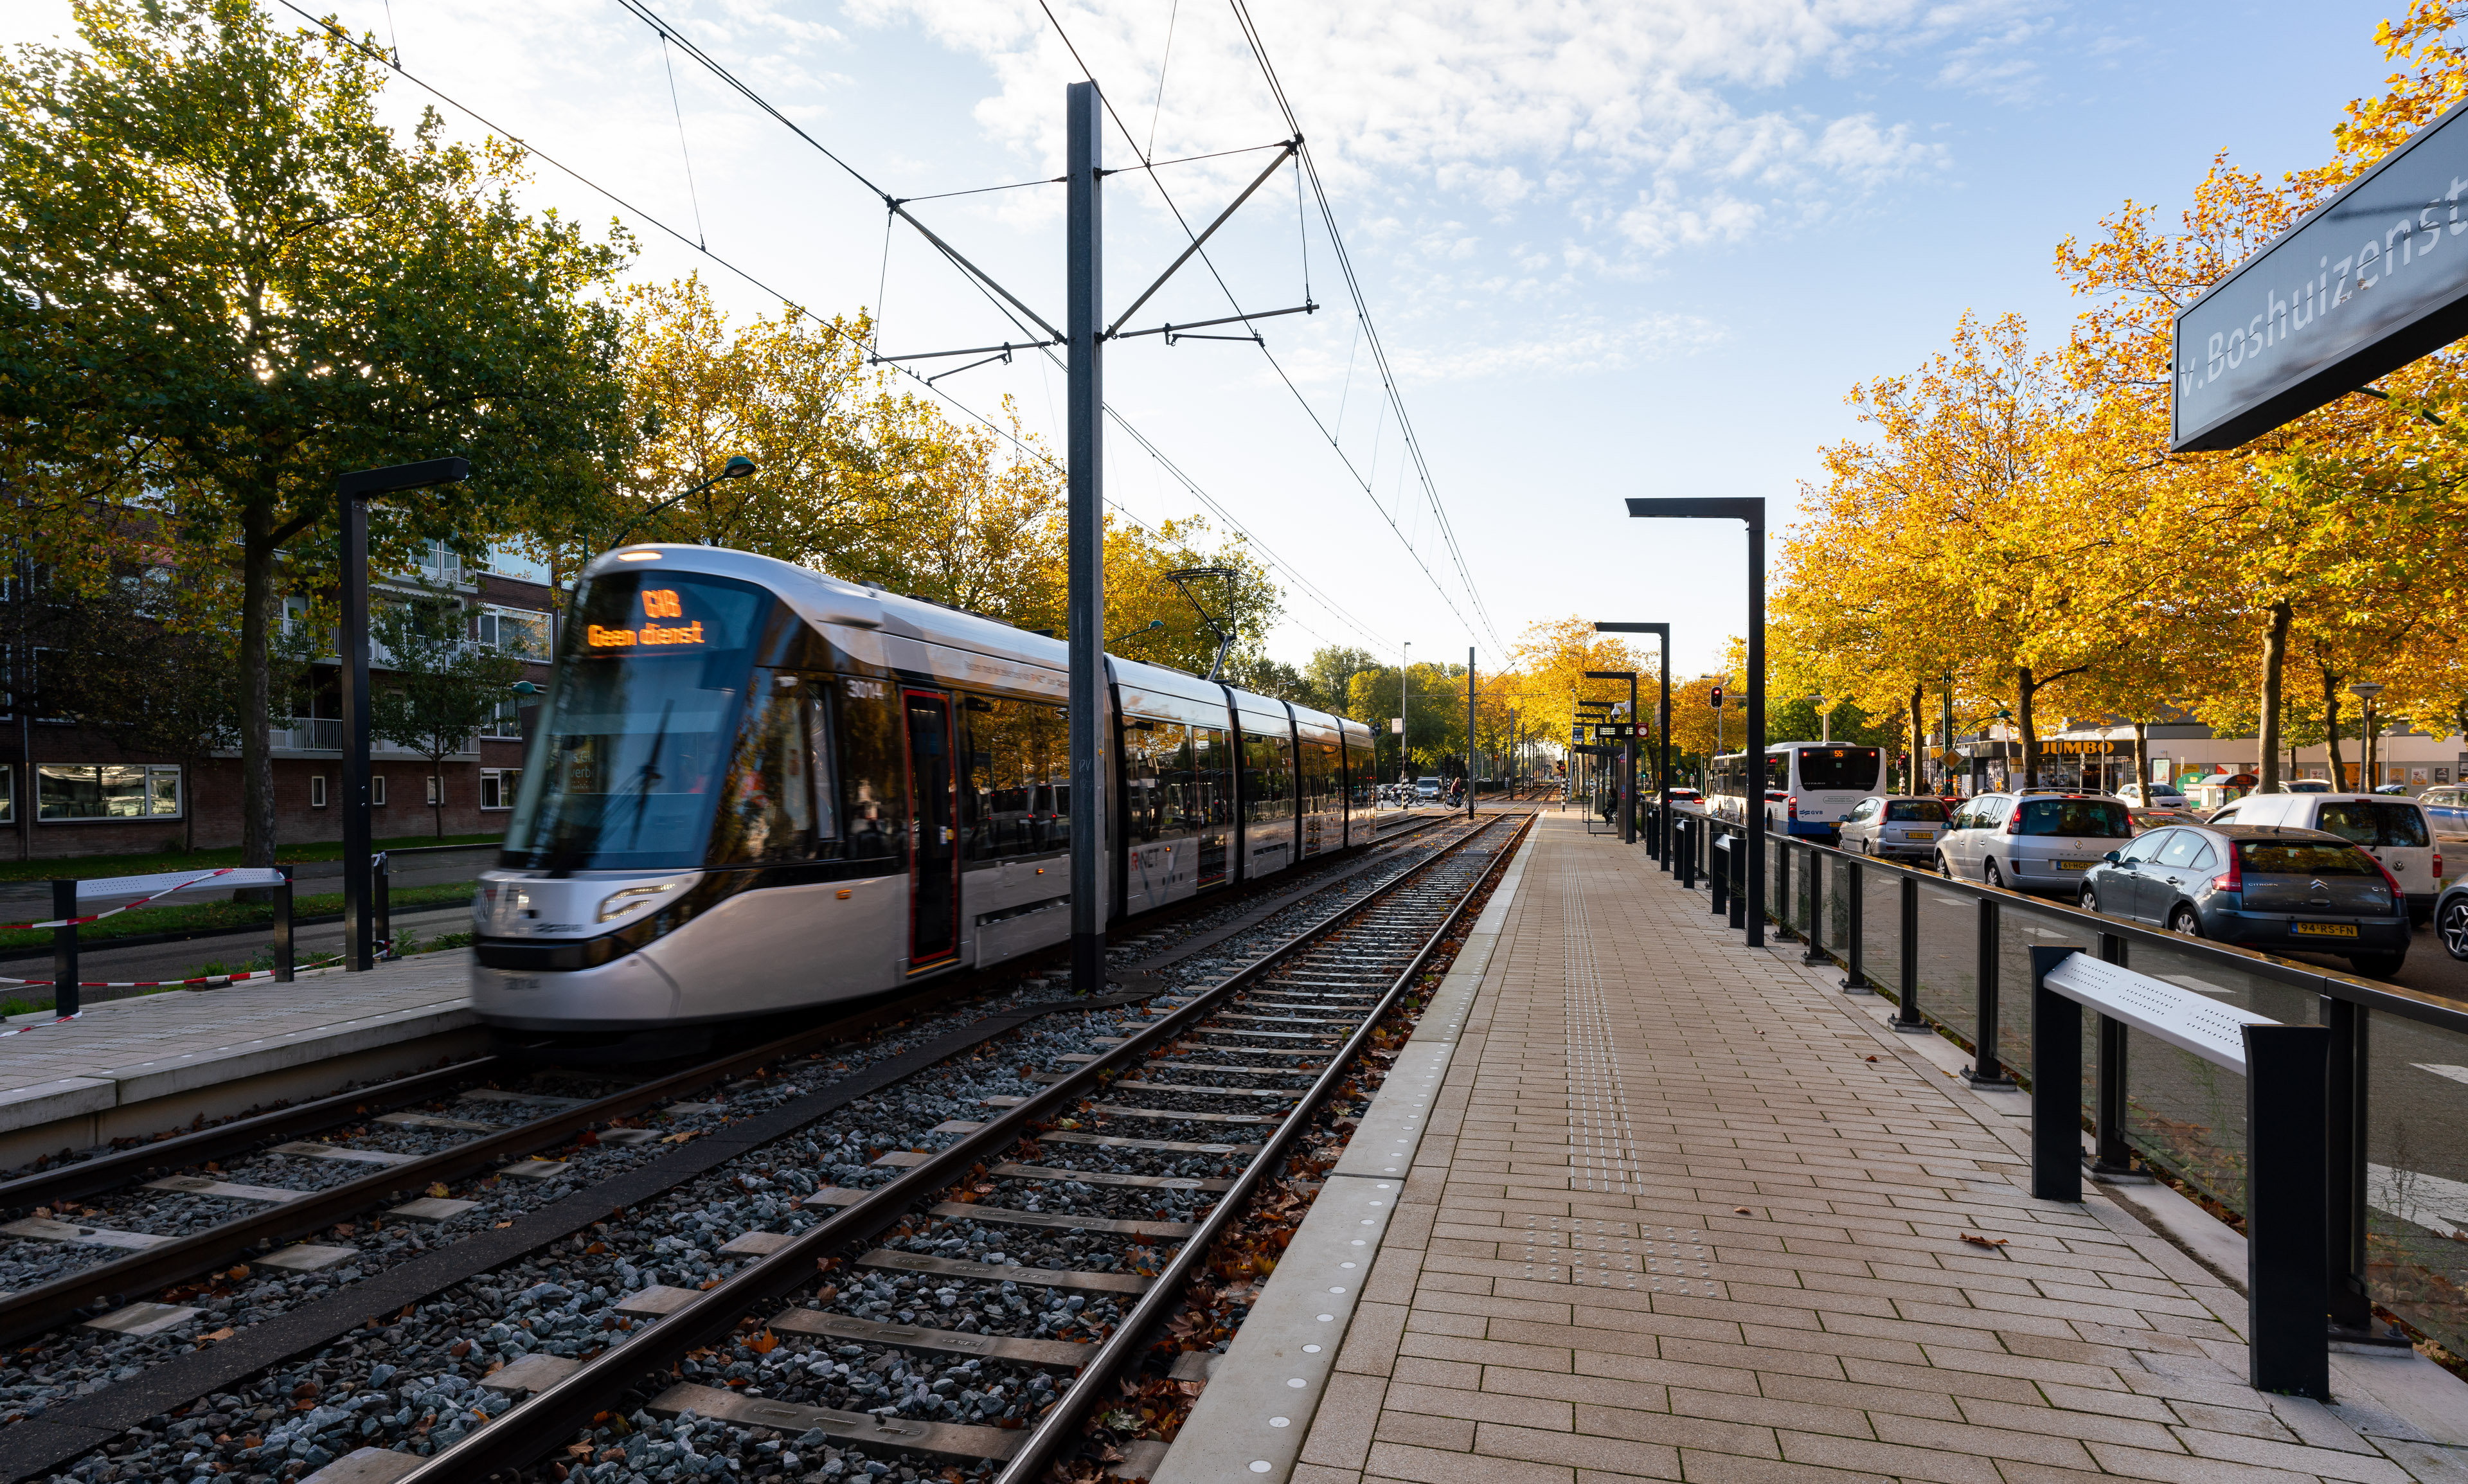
[1865, 1055, 1878, 1062]
[1960, 1233, 2009, 1248]
[425, 1183, 451, 1199]
[1733, 1206, 1752, 1214]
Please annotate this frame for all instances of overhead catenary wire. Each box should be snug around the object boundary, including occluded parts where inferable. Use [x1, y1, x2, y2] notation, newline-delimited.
[586, 3, 1396, 658]
[1032, 0, 1499, 658]
[1224, 0, 1503, 654]
[287, 0, 1397, 659]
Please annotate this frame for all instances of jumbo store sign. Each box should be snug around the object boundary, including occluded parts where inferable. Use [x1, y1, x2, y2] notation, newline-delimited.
[2174, 97, 2468, 451]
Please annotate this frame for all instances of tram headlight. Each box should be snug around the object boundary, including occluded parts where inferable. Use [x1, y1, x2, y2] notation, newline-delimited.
[598, 884, 672, 923]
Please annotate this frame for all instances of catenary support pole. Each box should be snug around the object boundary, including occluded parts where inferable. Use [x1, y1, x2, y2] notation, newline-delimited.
[341, 490, 372, 972]
[1467, 647, 1476, 818]
[1066, 80, 1107, 994]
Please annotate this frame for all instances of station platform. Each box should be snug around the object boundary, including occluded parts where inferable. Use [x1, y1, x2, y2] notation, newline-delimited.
[0, 951, 481, 1165]
[1159, 812, 2468, 1484]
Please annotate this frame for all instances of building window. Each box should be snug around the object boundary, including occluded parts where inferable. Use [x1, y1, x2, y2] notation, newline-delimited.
[474, 605, 550, 657]
[371, 774, 386, 807]
[310, 774, 327, 809]
[37, 764, 181, 821]
[482, 696, 526, 739]
[0, 766, 13, 823]
[479, 769, 519, 810]
[425, 773, 442, 806]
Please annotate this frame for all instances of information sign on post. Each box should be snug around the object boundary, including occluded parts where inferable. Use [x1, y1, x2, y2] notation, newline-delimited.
[2174, 98, 2468, 451]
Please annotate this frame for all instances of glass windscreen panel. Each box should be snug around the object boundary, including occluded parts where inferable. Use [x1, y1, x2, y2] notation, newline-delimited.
[2316, 801, 2431, 847]
[2237, 841, 2375, 874]
[2016, 798, 2132, 837]
[1794, 747, 1881, 791]
[2365, 1010, 2468, 1361]
[503, 572, 769, 872]
[1915, 878, 1978, 1045]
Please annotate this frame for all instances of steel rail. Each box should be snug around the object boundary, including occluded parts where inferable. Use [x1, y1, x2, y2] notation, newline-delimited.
[0, 1059, 497, 1214]
[0, 970, 1023, 1350]
[393, 812, 1523, 1482]
[0, 816, 1435, 1344]
[996, 808, 1532, 1484]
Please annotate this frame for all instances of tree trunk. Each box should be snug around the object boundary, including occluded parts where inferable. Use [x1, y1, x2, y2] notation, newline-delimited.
[2257, 600, 2291, 793]
[238, 506, 278, 869]
[2321, 667, 2346, 788]
[2132, 722, 2150, 805]
[1908, 683, 1925, 794]
[2016, 668, 2039, 789]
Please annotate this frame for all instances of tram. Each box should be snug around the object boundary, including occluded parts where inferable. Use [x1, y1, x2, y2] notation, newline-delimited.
[469, 545, 1379, 1035]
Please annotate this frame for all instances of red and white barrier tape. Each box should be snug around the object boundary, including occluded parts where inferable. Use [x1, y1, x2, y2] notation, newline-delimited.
[0, 867, 262, 932]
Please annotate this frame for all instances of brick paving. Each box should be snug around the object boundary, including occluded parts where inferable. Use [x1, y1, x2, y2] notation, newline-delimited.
[1298, 813, 2440, 1484]
[0, 951, 474, 1131]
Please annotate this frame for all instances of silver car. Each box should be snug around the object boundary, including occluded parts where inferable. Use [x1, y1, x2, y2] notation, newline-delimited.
[1937, 792, 2136, 895]
[1836, 795, 1949, 859]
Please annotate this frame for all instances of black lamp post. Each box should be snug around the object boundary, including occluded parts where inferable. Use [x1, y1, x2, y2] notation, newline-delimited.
[1593, 621, 1671, 863]
[1625, 499, 1765, 946]
[334, 457, 470, 972]
[1585, 669, 1638, 845]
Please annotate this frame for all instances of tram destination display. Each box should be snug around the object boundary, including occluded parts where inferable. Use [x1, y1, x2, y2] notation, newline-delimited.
[2174, 96, 2468, 451]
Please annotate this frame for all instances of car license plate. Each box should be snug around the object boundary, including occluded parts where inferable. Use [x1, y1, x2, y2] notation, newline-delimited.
[1899, 831, 1929, 840]
[2056, 860, 2093, 872]
[2291, 922, 2359, 939]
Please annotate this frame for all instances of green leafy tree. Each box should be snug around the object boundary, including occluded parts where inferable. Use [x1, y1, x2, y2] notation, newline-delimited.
[0, 0, 634, 868]
[54, 564, 244, 853]
[370, 588, 524, 836]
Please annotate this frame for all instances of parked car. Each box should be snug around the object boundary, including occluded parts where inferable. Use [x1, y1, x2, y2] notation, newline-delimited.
[2204, 792, 2440, 924]
[1936, 792, 2134, 894]
[1836, 795, 1949, 859]
[2115, 782, 2191, 810]
[2129, 807, 2204, 834]
[1414, 776, 1443, 801]
[2078, 822, 2410, 978]
[2421, 787, 2468, 844]
[1663, 787, 1704, 803]
[2285, 778, 2335, 792]
[2435, 877, 2468, 960]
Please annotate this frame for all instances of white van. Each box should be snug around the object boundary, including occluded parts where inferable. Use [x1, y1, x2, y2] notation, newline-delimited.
[1414, 776, 1442, 801]
[2207, 792, 2442, 923]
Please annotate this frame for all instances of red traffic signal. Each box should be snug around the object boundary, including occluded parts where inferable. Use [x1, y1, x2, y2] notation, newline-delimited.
[1708, 687, 1724, 710]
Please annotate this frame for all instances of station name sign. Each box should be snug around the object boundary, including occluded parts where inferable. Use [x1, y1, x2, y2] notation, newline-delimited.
[2174, 98, 2468, 451]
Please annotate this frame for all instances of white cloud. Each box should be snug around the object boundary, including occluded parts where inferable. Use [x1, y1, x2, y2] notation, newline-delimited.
[846, 0, 2032, 271]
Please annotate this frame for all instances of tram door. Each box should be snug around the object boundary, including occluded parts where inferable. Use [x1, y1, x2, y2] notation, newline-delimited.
[903, 690, 961, 970]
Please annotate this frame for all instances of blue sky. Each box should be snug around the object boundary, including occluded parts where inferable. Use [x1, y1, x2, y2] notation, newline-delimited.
[3, 0, 2410, 674]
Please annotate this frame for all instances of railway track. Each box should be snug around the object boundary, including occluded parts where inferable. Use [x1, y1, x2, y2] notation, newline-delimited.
[0, 808, 1519, 1484]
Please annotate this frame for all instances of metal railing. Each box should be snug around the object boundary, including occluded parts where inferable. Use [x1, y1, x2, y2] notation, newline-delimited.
[1642, 800, 2468, 1367]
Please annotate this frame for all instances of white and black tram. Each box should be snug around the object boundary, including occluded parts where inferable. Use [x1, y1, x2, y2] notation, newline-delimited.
[469, 544, 1380, 1033]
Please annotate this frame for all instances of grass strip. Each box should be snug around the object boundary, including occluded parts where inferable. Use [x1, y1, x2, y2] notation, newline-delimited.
[0, 833, 502, 885]
[0, 881, 477, 954]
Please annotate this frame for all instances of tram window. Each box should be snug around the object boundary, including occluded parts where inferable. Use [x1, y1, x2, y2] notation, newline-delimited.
[1121, 717, 1193, 845]
[960, 692, 1068, 861]
[710, 670, 814, 866]
[1300, 738, 1338, 815]
[837, 674, 905, 861]
[1242, 730, 1294, 823]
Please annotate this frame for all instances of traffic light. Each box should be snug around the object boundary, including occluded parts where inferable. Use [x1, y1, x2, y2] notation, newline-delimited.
[1709, 686, 1724, 710]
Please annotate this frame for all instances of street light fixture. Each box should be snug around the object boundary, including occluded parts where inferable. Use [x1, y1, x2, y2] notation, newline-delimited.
[1626, 497, 1767, 946]
[1596, 623, 1671, 866]
[334, 456, 470, 972]
[605, 455, 756, 551]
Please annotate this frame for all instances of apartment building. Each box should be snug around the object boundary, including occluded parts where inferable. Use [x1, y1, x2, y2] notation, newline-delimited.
[0, 541, 557, 859]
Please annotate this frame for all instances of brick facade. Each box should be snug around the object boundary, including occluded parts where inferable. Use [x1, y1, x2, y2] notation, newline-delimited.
[1, 564, 556, 860]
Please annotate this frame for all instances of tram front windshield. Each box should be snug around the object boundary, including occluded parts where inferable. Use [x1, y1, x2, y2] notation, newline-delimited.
[503, 571, 771, 872]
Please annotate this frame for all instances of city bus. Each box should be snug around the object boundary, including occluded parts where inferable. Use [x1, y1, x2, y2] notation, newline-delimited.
[1707, 742, 1886, 838]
